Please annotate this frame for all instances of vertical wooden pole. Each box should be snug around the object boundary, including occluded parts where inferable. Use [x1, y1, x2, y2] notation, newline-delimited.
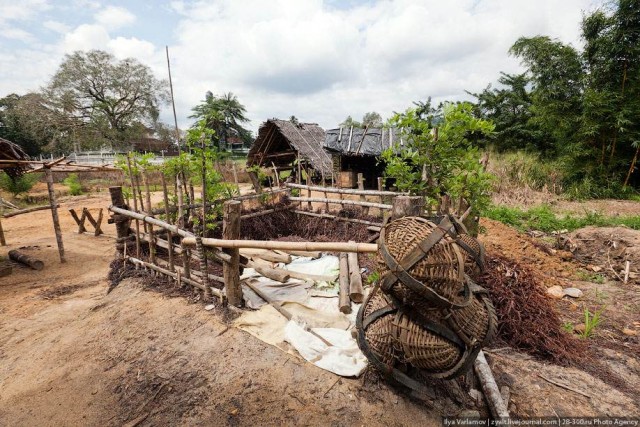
[297, 154, 302, 185]
[126, 156, 141, 259]
[195, 236, 210, 300]
[223, 200, 242, 307]
[45, 168, 65, 263]
[200, 140, 208, 238]
[377, 177, 384, 191]
[347, 243, 363, 303]
[161, 174, 175, 272]
[0, 207, 6, 246]
[143, 171, 155, 265]
[231, 161, 240, 194]
[306, 174, 312, 211]
[109, 186, 131, 255]
[339, 252, 351, 314]
[357, 173, 369, 216]
[176, 175, 184, 227]
[181, 242, 191, 281]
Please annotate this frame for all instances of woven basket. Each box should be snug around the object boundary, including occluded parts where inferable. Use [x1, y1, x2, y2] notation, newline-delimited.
[378, 216, 469, 307]
[360, 286, 463, 373]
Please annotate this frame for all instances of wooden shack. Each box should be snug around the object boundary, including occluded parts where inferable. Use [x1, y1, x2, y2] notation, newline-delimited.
[246, 119, 332, 183]
[323, 127, 400, 189]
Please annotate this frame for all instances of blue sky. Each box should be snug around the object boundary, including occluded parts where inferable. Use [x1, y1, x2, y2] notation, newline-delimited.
[0, 0, 598, 133]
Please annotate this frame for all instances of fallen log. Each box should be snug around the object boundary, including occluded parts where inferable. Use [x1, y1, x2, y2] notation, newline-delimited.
[474, 351, 509, 420]
[347, 244, 364, 303]
[3, 204, 59, 218]
[339, 252, 351, 314]
[8, 250, 44, 270]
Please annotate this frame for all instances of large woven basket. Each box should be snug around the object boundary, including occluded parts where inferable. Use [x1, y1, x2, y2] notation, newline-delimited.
[377, 216, 483, 308]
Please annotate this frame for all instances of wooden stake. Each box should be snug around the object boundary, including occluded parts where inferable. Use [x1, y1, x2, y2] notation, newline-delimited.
[45, 168, 65, 263]
[176, 175, 184, 227]
[200, 138, 208, 237]
[223, 200, 243, 307]
[377, 177, 384, 192]
[0, 215, 5, 246]
[339, 252, 351, 313]
[126, 156, 142, 259]
[160, 174, 175, 272]
[69, 209, 87, 233]
[357, 173, 369, 216]
[109, 187, 132, 253]
[231, 161, 240, 194]
[306, 174, 312, 211]
[181, 242, 191, 280]
[474, 351, 510, 419]
[347, 243, 364, 303]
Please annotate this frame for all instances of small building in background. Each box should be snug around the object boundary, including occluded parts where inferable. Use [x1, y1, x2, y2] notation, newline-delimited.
[323, 127, 400, 189]
[247, 119, 332, 182]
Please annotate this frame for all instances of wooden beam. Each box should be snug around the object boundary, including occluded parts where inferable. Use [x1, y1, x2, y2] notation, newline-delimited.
[286, 182, 406, 197]
[289, 196, 391, 210]
[182, 236, 378, 253]
[223, 200, 243, 307]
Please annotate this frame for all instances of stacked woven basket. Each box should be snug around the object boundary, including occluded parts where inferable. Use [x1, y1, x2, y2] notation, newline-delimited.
[356, 215, 496, 390]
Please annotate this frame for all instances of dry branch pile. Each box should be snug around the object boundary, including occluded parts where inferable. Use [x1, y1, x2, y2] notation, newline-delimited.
[479, 253, 587, 365]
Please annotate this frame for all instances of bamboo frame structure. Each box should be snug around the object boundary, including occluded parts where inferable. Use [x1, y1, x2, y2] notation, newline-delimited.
[288, 196, 392, 210]
[182, 237, 378, 253]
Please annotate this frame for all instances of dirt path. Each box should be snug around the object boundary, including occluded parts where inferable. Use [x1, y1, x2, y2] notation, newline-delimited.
[0, 193, 441, 426]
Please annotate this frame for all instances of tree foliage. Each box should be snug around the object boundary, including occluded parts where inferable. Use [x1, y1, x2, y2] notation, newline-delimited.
[189, 91, 252, 150]
[472, 0, 640, 191]
[381, 102, 494, 210]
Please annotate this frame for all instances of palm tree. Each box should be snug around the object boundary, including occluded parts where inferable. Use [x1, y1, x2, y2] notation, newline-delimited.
[190, 91, 250, 150]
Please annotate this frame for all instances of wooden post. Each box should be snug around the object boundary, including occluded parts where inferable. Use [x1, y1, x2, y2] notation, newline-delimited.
[181, 242, 191, 281]
[126, 156, 142, 259]
[161, 174, 175, 272]
[347, 243, 364, 303]
[109, 186, 132, 255]
[339, 252, 351, 314]
[69, 209, 87, 233]
[392, 195, 424, 219]
[248, 170, 262, 194]
[377, 177, 384, 192]
[306, 174, 312, 211]
[195, 236, 210, 299]
[45, 168, 65, 263]
[231, 161, 240, 194]
[0, 215, 5, 246]
[223, 200, 243, 307]
[357, 173, 369, 216]
[200, 138, 208, 238]
[176, 175, 184, 227]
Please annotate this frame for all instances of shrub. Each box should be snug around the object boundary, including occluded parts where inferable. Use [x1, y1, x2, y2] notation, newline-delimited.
[0, 171, 41, 197]
[63, 173, 84, 195]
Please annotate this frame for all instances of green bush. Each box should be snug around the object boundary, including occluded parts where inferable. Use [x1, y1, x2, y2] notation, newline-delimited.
[63, 173, 83, 195]
[0, 171, 41, 197]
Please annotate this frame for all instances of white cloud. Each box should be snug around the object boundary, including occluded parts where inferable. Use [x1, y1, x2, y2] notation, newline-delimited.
[94, 5, 136, 30]
[0, 0, 50, 23]
[43, 20, 71, 34]
[166, 0, 595, 132]
[62, 23, 111, 52]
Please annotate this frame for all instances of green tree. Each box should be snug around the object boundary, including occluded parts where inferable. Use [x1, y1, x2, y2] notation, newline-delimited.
[189, 91, 250, 151]
[469, 73, 545, 152]
[381, 102, 494, 210]
[339, 115, 362, 128]
[0, 93, 59, 155]
[362, 111, 383, 127]
[43, 50, 169, 150]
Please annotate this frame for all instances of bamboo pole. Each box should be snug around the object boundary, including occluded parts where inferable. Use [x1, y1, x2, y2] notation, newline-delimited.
[160, 174, 175, 272]
[182, 236, 378, 253]
[176, 175, 184, 227]
[286, 182, 406, 197]
[3, 204, 58, 218]
[126, 255, 222, 298]
[306, 175, 312, 211]
[289, 197, 391, 210]
[357, 173, 369, 216]
[339, 252, 351, 314]
[294, 210, 383, 227]
[223, 200, 243, 307]
[143, 171, 155, 265]
[45, 168, 65, 263]
[125, 156, 142, 259]
[347, 243, 364, 303]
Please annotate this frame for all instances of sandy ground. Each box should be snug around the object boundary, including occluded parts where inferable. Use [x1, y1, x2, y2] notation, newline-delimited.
[1, 192, 639, 426]
[0, 193, 442, 426]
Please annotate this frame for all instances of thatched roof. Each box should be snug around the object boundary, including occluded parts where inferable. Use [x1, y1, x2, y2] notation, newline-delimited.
[247, 119, 332, 176]
[323, 127, 402, 157]
[0, 137, 29, 177]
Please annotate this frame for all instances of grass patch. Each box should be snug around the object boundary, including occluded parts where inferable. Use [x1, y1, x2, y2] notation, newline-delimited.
[484, 204, 640, 233]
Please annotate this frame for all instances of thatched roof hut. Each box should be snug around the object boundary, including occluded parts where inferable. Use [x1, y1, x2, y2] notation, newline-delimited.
[247, 119, 332, 177]
[323, 127, 401, 188]
[0, 137, 29, 178]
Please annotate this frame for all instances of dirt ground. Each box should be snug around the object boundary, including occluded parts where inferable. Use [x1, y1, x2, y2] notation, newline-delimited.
[1, 192, 639, 425]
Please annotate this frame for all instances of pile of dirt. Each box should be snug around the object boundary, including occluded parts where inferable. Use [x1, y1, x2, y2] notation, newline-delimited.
[479, 218, 577, 287]
[479, 252, 588, 365]
[561, 226, 640, 284]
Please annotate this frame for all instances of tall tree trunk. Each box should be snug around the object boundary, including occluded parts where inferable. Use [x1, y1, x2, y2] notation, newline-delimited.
[610, 61, 628, 165]
[623, 145, 639, 188]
